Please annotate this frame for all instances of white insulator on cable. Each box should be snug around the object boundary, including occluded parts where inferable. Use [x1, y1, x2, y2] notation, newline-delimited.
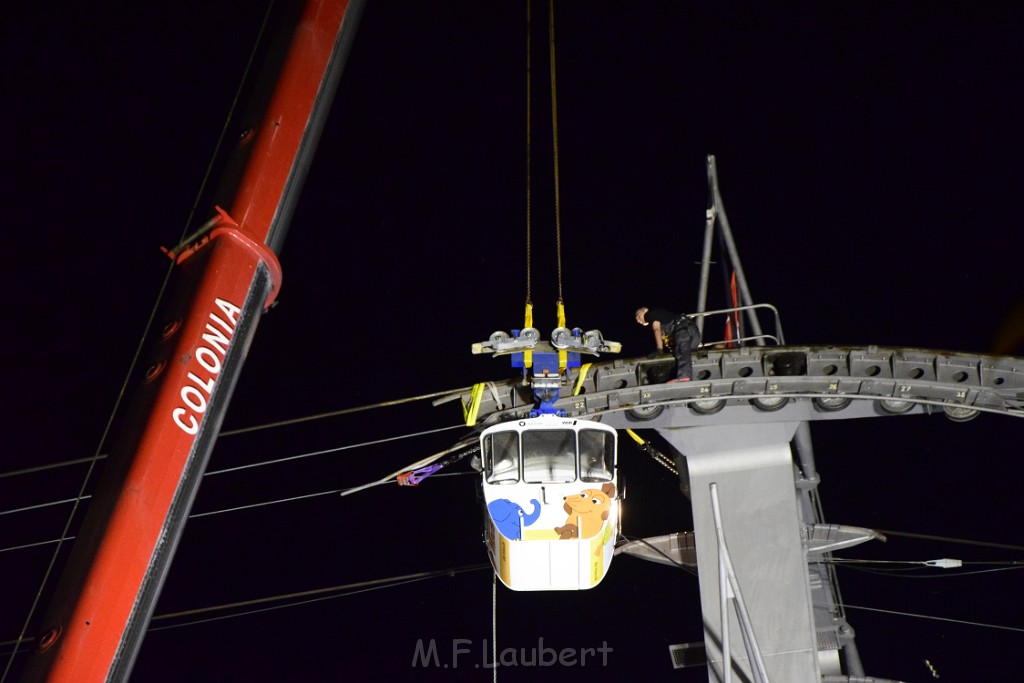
[925, 558, 963, 569]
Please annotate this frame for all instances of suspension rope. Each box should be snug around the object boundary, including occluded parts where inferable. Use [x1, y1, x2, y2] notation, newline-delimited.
[7, 563, 484, 642]
[340, 437, 479, 497]
[0, 455, 102, 481]
[492, 573, 499, 682]
[4, 566, 1018, 655]
[0, 426, 473, 536]
[0, 21, 286, 664]
[0, 420, 475, 556]
[221, 387, 473, 437]
[548, 0, 564, 305]
[0, 537, 77, 556]
[142, 564, 490, 633]
[829, 561, 1024, 580]
[875, 528, 1024, 552]
[205, 424, 466, 476]
[841, 603, 1024, 634]
[2, 225, 178, 677]
[520, 0, 565, 325]
[0, 496, 93, 519]
[0, 387, 472, 481]
[0, 471, 477, 556]
[524, 0, 532, 308]
[191, 471, 476, 520]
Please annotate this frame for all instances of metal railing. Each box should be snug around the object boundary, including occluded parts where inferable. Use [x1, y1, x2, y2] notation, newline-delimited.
[690, 303, 786, 348]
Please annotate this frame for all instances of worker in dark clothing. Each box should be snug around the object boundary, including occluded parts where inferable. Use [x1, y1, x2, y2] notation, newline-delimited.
[635, 307, 701, 382]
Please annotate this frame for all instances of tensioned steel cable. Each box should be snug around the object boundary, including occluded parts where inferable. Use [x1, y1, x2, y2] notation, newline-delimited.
[840, 602, 1024, 634]
[0, 427, 476, 551]
[547, 0, 564, 305]
[0, 387, 472, 481]
[219, 387, 472, 437]
[0, 471, 480, 557]
[191, 471, 476, 520]
[0, 10, 280, 674]
[204, 424, 467, 476]
[9, 506, 1024, 564]
[1, 5, 284, 671]
[827, 560, 1024, 579]
[524, 0, 533, 308]
[2, 147, 174, 682]
[0, 426, 464, 520]
[145, 563, 490, 633]
[874, 528, 1024, 552]
[616, 541, 1024, 634]
[4, 566, 1018, 656]
[492, 573, 498, 683]
[0, 497, 94, 519]
[0, 473, 478, 556]
[0, 564, 491, 653]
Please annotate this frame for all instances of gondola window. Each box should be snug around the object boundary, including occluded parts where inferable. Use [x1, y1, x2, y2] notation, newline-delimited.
[579, 429, 615, 482]
[485, 431, 519, 484]
[523, 429, 577, 483]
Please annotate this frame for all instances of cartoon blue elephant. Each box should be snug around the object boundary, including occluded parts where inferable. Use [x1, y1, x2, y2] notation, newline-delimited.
[488, 498, 541, 540]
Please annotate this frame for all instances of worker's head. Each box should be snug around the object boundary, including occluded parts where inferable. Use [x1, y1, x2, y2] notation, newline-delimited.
[635, 307, 649, 326]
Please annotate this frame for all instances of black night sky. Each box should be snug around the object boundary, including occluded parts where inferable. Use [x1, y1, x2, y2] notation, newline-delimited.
[3, 2, 1024, 682]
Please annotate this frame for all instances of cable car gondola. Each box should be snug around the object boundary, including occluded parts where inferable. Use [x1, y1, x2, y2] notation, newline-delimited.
[480, 414, 618, 591]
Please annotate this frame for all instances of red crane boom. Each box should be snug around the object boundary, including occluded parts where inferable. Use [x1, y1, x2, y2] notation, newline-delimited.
[19, 1, 363, 680]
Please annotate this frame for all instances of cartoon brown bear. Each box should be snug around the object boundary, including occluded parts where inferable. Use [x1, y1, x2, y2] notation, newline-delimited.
[554, 483, 615, 540]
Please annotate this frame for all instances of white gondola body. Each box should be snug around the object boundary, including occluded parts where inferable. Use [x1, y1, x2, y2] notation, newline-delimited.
[480, 415, 619, 591]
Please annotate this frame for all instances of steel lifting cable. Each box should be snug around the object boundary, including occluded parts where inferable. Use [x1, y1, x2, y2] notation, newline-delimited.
[522, 0, 566, 317]
[524, 0, 533, 310]
[548, 0, 565, 305]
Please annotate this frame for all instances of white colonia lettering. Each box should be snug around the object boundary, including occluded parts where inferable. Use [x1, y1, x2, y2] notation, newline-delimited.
[195, 346, 221, 374]
[171, 297, 241, 435]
